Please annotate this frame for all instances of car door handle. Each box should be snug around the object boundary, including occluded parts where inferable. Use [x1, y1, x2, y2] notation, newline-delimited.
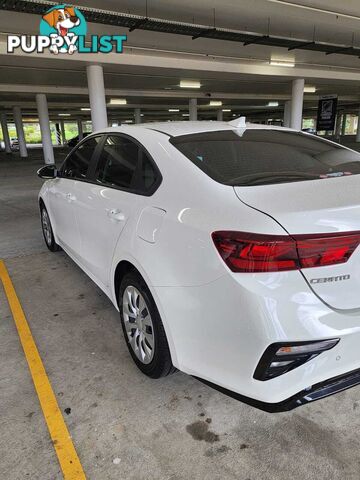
[66, 193, 76, 202]
[107, 209, 126, 222]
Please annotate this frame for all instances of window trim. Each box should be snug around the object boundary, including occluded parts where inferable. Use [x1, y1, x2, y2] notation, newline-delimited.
[89, 132, 162, 197]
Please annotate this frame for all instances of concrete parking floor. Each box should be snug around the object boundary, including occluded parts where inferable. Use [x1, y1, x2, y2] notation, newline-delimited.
[1, 148, 360, 480]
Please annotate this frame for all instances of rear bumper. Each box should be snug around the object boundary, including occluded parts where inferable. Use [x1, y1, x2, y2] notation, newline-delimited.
[196, 367, 360, 412]
[154, 266, 360, 405]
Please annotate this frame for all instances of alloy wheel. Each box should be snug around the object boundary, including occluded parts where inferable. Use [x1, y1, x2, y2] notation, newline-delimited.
[42, 209, 52, 246]
[122, 285, 155, 364]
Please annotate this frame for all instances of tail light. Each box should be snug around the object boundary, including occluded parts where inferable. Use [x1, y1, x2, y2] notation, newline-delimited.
[212, 231, 360, 273]
[254, 339, 339, 380]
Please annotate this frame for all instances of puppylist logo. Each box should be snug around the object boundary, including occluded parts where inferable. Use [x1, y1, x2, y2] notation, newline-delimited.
[7, 4, 127, 55]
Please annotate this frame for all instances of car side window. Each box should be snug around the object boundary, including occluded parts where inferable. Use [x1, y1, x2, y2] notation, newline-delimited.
[96, 135, 140, 189]
[61, 136, 101, 180]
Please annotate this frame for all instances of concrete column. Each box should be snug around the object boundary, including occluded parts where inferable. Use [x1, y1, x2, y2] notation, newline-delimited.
[0, 113, 11, 153]
[283, 100, 291, 128]
[13, 106, 27, 158]
[60, 120, 66, 144]
[134, 108, 141, 124]
[77, 119, 83, 140]
[356, 108, 360, 142]
[86, 64, 108, 131]
[217, 109, 223, 121]
[290, 78, 305, 130]
[36, 94, 54, 165]
[341, 113, 347, 136]
[189, 98, 197, 121]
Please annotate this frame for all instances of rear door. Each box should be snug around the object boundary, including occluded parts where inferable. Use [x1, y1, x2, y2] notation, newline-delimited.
[48, 135, 102, 258]
[74, 133, 160, 287]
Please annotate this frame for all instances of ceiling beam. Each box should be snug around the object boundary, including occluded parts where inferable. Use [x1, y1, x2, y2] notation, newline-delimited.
[0, 83, 295, 99]
[0, 85, 358, 103]
[2, 40, 360, 82]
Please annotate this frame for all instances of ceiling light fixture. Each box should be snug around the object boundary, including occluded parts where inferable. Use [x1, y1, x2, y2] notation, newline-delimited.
[222, 109, 231, 112]
[304, 86, 317, 93]
[180, 80, 201, 89]
[209, 101, 222, 107]
[109, 98, 127, 105]
[169, 108, 180, 112]
[58, 113, 71, 116]
[268, 101, 279, 107]
[81, 107, 91, 111]
[270, 60, 295, 67]
[182, 113, 190, 117]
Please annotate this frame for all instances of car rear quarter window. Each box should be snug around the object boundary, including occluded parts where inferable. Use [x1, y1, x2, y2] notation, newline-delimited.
[140, 152, 157, 190]
[171, 130, 360, 186]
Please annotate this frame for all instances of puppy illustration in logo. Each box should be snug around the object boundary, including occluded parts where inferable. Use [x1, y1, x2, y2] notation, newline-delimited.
[42, 6, 81, 54]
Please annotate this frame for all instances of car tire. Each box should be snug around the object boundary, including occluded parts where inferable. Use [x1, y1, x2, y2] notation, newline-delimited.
[119, 271, 176, 378]
[40, 205, 61, 252]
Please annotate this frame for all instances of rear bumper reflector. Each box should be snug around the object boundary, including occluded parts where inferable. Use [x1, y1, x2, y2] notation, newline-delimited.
[253, 339, 339, 380]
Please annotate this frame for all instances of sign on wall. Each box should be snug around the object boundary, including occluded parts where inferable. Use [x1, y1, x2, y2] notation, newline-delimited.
[316, 94, 338, 131]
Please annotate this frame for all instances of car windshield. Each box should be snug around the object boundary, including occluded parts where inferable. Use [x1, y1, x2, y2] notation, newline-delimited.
[171, 129, 360, 186]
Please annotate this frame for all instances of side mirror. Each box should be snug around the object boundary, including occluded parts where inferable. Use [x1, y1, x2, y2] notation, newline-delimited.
[37, 165, 57, 179]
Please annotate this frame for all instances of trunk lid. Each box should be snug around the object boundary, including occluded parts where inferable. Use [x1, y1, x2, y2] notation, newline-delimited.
[234, 175, 360, 311]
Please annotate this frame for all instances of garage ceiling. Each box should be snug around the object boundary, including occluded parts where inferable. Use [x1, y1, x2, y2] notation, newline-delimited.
[2, 0, 360, 58]
[0, 0, 360, 121]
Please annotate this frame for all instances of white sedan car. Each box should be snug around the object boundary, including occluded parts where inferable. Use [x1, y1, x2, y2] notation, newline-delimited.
[38, 119, 360, 412]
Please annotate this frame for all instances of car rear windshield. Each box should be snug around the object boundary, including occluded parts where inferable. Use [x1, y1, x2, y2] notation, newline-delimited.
[171, 129, 360, 186]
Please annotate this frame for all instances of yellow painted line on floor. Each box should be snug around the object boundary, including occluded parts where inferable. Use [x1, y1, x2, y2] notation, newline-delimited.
[0, 260, 86, 480]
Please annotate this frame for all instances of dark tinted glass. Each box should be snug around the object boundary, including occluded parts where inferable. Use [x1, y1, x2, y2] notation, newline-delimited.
[140, 152, 157, 190]
[62, 136, 100, 179]
[96, 135, 139, 189]
[172, 130, 360, 186]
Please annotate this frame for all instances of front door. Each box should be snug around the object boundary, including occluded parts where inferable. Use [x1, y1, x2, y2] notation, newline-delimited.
[48, 135, 102, 258]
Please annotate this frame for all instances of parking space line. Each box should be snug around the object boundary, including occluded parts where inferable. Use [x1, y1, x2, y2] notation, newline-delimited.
[0, 260, 86, 480]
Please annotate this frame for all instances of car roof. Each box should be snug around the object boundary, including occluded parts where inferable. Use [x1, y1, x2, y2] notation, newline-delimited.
[96, 120, 296, 138]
